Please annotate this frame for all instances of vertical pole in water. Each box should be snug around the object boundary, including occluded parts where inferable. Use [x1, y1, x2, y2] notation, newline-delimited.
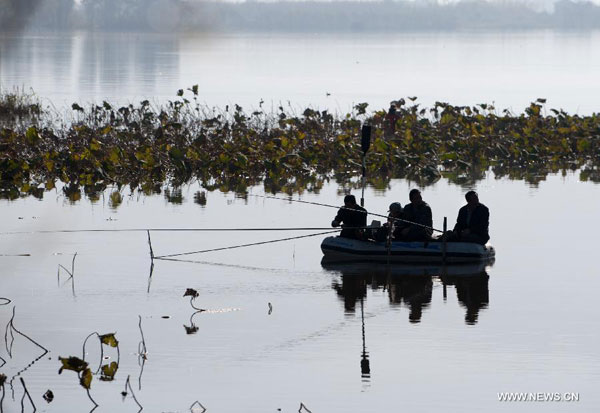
[442, 217, 447, 264]
[360, 125, 372, 208]
[361, 155, 366, 207]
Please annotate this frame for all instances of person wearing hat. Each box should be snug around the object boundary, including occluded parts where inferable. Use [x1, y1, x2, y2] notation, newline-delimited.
[331, 194, 368, 239]
[375, 202, 404, 242]
[451, 190, 489, 245]
[397, 189, 433, 241]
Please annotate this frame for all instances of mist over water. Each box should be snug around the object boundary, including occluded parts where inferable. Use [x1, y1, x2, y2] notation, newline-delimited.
[2, 31, 600, 114]
[3, 0, 600, 32]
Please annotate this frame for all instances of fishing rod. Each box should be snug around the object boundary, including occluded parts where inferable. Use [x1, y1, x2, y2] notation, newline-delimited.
[0, 211, 441, 236]
[0, 227, 357, 235]
[249, 194, 443, 233]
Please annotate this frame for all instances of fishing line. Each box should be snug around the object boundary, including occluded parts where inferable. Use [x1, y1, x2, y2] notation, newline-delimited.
[0, 227, 344, 235]
[154, 229, 340, 259]
[249, 194, 443, 233]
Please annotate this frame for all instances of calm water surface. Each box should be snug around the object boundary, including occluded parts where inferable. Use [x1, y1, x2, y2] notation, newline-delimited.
[2, 31, 600, 113]
[1, 173, 599, 412]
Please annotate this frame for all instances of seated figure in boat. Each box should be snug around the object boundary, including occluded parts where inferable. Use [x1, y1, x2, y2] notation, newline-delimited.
[331, 194, 367, 239]
[397, 189, 433, 241]
[449, 190, 489, 245]
[375, 202, 403, 241]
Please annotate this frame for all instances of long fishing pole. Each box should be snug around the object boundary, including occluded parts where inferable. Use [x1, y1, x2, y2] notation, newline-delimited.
[0, 227, 343, 235]
[250, 194, 443, 233]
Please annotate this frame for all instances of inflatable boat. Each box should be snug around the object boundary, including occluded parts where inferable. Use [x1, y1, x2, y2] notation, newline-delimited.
[321, 236, 495, 263]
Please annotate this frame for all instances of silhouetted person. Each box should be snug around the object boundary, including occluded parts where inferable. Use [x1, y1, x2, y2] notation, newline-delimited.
[388, 275, 433, 323]
[454, 273, 489, 324]
[451, 190, 489, 245]
[398, 189, 433, 241]
[331, 194, 367, 239]
[375, 202, 403, 241]
[332, 275, 367, 313]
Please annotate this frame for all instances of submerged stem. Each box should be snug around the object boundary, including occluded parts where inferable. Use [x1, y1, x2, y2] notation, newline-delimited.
[19, 378, 35, 412]
[189, 297, 205, 312]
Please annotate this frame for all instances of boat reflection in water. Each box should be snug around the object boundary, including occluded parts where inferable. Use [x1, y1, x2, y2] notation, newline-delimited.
[322, 258, 494, 382]
[324, 258, 493, 324]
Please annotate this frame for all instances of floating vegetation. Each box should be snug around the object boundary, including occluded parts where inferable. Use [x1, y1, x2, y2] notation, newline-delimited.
[0, 88, 42, 126]
[193, 190, 207, 206]
[59, 331, 121, 408]
[1, 88, 599, 202]
[109, 190, 123, 209]
[184, 288, 201, 300]
[121, 375, 143, 411]
[19, 377, 35, 412]
[183, 288, 203, 335]
[57, 253, 77, 296]
[58, 356, 97, 406]
[43, 389, 54, 403]
[0, 373, 6, 410]
[5, 307, 49, 359]
[137, 316, 148, 391]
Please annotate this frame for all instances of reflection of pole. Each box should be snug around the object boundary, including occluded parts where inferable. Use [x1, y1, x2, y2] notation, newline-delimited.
[360, 298, 370, 377]
[442, 279, 447, 301]
[442, 217, 447, 264]
[442, 216, 448, 300]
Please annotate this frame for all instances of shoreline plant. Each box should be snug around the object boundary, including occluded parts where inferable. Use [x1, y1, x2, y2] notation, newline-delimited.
[1, 87, 599, 202]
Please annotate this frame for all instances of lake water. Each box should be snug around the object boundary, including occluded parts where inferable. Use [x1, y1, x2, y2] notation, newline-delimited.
[2, 31, 600, 114]
[1, 30, 600, 412]
[1, 172, 599, 412]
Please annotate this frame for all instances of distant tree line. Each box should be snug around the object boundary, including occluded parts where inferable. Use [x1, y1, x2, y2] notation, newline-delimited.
[2, 0, 600, 32]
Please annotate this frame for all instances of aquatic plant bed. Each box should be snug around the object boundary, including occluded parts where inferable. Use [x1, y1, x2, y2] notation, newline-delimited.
[1, 88, 599, 201]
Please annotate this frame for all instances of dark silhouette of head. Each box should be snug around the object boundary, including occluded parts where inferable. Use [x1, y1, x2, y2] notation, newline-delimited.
[465, 190, 479, 205]
[409, 189, 422, 204]
[344, 194, 357, 207]
[388, 202, 402, 217]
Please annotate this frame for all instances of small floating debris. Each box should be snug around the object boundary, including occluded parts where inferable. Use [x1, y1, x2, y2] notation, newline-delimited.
[43, 389, 54, 403]
[161, 315, 170, 319]
[184, 325, 199, 335]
